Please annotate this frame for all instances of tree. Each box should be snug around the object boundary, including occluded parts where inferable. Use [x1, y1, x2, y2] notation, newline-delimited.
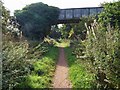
[15, 2, 60, 40]
[98, 1, 120, 28]
[49, 25, 61, 39]
[2, 5, 10, 33]
[59, 17, 94, 40]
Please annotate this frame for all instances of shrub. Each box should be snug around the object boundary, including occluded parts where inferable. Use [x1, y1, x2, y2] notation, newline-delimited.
[98, 1, 120, 28]
[2, 39, 30, 89]
[85, 21, 120, 89]
[2, 32, 49, 89]
[17, 46, 59, 88]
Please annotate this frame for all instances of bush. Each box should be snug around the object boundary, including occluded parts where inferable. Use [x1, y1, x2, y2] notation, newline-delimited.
[85, 21, 120, 89]
[98, 1, 120, 28]
[17, 46, 59, 88]
[2, 32, 49, 89]
[2, 38, 30, 89]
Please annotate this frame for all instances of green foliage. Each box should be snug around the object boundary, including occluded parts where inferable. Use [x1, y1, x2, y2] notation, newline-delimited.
[69, 64, 95, 88]
[2, 39, 30, 89]
[65, 47, 95, 88]
[98, 1, 120, 28]
[85, 21, 120, 88]
[55, 39, 70, 47]
[71, 17, 92, 35]
[1, 5, 10, 33]
[49, 25, 61, 39]
[59, 17, 94, 40]
[27, 41, 49, 59]
[65, 48, 76, 66]
[65, 2, 120, 87]
[2, 2, 59, 90]
[15, 2, 60, 40]
[71, 40, 86, 58]
[17, 46, 59, 88]
[55, 1, 120, 89]
[2, 31, 49, 89]
[59, 24, 70, 39]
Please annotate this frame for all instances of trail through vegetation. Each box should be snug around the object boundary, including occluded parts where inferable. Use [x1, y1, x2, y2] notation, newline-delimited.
[53, 48, 72, 88]
[2, 1, 120, 89]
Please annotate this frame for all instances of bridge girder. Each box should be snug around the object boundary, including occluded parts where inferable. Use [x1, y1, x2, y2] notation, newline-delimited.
[58, 7, 103, 24]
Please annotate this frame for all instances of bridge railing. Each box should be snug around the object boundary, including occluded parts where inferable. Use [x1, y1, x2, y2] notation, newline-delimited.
[59, 7, 103, 20]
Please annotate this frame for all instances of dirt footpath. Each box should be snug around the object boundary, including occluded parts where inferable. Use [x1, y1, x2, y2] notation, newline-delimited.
[53, 47, 72, 88]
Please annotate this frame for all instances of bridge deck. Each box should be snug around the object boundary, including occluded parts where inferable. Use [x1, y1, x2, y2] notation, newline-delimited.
[58, 7, 103, 24]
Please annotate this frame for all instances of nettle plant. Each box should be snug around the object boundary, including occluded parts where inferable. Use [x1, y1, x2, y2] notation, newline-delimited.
[85, 20, 120, 88]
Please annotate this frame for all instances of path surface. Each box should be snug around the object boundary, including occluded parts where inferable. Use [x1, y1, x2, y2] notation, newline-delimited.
[53, 47, 72, 88]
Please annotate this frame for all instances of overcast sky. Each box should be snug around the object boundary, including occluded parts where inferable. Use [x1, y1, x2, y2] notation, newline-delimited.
[2, 0, 118, 15]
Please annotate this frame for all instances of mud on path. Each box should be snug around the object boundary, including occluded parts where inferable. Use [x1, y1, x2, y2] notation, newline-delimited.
[53, 47, 72, 88]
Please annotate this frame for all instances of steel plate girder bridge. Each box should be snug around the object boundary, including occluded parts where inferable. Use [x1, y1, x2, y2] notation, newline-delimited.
[58, 7, 103, 24]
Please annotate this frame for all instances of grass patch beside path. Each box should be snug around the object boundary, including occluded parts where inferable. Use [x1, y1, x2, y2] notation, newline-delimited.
[17, 46, 59, 88]
[65, 47, 96, 89]
[44, 37, 70, 47]
[55, 39, 70, 47]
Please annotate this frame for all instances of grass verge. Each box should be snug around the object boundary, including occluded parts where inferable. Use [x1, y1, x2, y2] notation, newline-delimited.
[65, 47, 96, 89]
[17, 46, 59, 88]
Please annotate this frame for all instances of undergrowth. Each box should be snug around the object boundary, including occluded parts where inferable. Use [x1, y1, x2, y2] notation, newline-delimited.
[65, 47, 96, 89]
[16, 46, 59, 88]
